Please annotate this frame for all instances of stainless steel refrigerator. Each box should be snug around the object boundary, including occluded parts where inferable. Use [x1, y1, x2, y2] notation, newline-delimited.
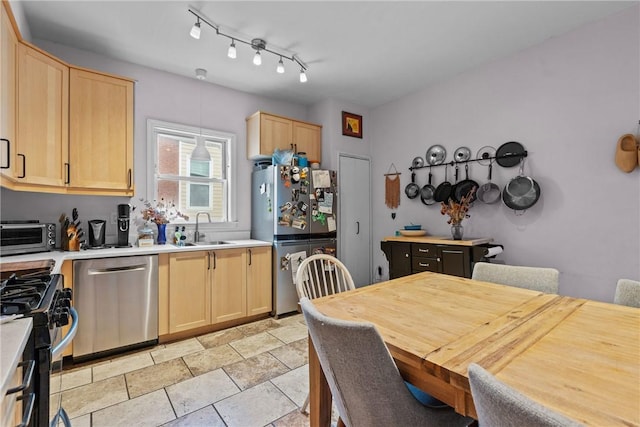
[252, 165, 338, 316]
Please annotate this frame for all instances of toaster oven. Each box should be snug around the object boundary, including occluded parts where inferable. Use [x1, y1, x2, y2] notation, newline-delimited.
[0, 221, 56, 256]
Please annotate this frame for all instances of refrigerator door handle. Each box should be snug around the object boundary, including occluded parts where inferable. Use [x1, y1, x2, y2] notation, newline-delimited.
[356, 221, 360, 235]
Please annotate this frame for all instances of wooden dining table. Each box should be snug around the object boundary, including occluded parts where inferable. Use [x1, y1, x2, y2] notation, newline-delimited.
[307, 271, 640, 427]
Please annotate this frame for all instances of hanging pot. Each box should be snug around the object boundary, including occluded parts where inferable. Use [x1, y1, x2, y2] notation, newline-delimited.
[476, 163, 501, 204]
[434, 165, 453, 203]
[452, 163, 479, 203]
[420, 167, 437, 206]
[496, 141, 526, 167]
[502, 158, 541, 213]
[405, 172, 420, 199]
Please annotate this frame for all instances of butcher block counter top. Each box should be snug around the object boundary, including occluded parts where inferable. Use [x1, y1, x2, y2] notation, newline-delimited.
[382, 235, 493, 246]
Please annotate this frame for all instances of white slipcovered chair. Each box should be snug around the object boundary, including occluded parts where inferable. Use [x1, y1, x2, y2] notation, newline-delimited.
[468, 363, 582, 427]
[471, 262, 559, 294]
[614, 278, 640, 308]
[300, 297, 473, 427]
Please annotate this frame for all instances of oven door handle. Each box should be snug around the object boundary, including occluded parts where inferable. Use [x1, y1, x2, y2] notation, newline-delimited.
[51, 307, 78, 360]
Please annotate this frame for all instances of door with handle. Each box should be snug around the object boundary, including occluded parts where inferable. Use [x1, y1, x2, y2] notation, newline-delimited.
[339, 154, 371, 287]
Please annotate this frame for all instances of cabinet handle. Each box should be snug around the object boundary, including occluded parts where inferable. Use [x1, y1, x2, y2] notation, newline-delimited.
[17, 153, 25, 178]
[442, 250, 462, 254]
[64, 163, 70, 184]
[356, 221, 360, 235]
[128, 169, 132, 188]
[207, 253, 211, 270]
[294, 143, 297, 154]
[405, 253, 409, 258]
[248, 249, 252, 266]
[212, 252, 217, 269]
[290, 143, 294, 152]
[437, 258, 441, 262]
[6, 360, 35, 395]
[0, 138, 9, 169]
[418, 248, 430, 253]
[419, 262, 430, 267]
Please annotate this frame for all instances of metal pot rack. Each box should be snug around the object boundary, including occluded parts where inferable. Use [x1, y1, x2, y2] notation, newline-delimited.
[408, 151, 528, 171]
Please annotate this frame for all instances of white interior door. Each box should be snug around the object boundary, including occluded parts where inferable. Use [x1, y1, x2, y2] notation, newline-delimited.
[338, 154, 371, 287]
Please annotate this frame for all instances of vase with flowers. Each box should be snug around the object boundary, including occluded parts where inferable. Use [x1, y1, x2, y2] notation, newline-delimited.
[440, 188, 476, 240]
[137, 198, 189, 244]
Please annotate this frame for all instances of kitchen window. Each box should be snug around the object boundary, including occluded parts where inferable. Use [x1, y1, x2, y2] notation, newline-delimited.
[147, 119, 237, 224]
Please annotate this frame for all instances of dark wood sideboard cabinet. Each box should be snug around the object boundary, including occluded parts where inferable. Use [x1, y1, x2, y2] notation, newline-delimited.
[381, 237, 500, 279]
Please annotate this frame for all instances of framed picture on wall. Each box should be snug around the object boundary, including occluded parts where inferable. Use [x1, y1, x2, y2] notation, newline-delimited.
[342, 111, 362, 138]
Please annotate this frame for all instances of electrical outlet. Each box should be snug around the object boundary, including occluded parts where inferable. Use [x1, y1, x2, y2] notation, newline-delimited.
[109, 212, 118, 224]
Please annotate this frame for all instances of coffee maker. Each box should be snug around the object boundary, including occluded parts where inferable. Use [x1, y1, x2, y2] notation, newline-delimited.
[88, 219, 106, 248]
[117, 204, 131, 247]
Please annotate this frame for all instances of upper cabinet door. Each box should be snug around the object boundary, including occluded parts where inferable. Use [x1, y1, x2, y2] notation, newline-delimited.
[292, 121, 321, 162]
[68, 68, 134, 194]
[16, 43, 69, 187]
[0, 3, 17, 180]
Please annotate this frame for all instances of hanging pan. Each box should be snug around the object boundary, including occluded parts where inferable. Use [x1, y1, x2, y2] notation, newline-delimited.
[420, 166, 437, 206]
[452, 163, 479, 203]
[496, 141, 526, 167]
[405, 172, 420, 199]
[434, 165, 453, 202]
[476, 162, 501, 204]
[502, 157, 541, 213]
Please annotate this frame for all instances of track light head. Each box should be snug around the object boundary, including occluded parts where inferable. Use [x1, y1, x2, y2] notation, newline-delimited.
[276, 57, 285, 74]
[190, 19, 201, 39]
[253, 51, 262, 66]
[227, 39, 237, 59]
[299, 68, 308, 83]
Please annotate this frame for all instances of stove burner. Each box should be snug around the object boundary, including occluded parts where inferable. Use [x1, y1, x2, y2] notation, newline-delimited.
[1, 272, 51, 315]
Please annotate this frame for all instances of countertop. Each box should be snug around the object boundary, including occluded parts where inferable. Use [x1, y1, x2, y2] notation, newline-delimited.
[382, 235, 493, 246]
[0, 239, 272, 274]
[0, 317, 33, 399]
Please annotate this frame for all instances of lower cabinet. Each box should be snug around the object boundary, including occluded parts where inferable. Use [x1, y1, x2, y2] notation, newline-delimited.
[382, 241, 478, 279]
[162, 246, 272, 335]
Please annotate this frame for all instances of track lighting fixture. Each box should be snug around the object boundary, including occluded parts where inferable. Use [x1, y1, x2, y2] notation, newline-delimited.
[195, 68, 207, 80]
[190, 18, 201, 40]
[188, 7, 308, 82]
[227, 39, 236, 59]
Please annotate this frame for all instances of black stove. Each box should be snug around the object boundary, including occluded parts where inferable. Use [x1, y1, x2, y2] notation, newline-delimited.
[1, 269, 73, 427]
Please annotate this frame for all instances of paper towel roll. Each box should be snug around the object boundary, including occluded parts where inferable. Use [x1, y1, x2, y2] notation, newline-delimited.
[485, 246, 503, 257]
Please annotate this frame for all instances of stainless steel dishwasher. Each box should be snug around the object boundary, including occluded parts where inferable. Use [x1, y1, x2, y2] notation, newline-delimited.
[73, 255, 158, 359]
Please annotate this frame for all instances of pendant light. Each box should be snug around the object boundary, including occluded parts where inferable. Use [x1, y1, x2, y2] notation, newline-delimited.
[191, 68, 211, 162]
[276, 57, 285, 74]
[227, 39, 237, 59]
[190, 18, 201, 39]
[299, 68, 308, 83]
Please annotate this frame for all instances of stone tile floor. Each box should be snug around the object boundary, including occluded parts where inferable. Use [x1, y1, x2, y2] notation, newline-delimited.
[50, 314, 334, 427]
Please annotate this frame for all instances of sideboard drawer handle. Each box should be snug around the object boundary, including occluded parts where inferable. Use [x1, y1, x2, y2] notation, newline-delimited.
[418, 248, 429, 253]
[419, 263, 430, 267]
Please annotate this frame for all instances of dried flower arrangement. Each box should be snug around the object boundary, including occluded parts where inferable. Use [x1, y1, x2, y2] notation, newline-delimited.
[138, 198, 189, 224]
[440, 188, 476, 225]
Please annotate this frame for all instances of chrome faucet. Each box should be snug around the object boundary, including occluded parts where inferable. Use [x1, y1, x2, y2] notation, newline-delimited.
[194, 212, 211, 243]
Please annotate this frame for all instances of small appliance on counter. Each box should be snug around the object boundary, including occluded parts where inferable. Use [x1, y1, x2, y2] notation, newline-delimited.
[0, 220, 56, 256]
[88, 219, 106, 248]
[116, 204, 131, 247]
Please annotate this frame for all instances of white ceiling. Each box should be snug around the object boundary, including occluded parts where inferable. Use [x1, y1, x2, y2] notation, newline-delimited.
[17, 1, 635, 108]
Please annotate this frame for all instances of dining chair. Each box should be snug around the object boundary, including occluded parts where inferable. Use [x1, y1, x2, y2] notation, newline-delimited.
[613, 278, 640, 308]
[467, 363, 582, 427]
[471, 262, 559, 294]
[295, 253, 355, 414]
[300, 297, 473, 427]
[295, 253, 355, 300]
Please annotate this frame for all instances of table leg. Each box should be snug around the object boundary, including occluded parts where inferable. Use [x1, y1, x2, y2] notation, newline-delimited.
[309, 336, 332, 427]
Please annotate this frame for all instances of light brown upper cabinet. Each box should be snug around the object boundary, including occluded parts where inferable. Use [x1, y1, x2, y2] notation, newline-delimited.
[246, 111, 321, 163]
[15, 42, 69, 188]
[0, 1, 18, 181]
[68, 67, 134, 195]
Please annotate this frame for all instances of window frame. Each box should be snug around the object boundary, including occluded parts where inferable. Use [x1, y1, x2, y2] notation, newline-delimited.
[146, 118, 237, 227]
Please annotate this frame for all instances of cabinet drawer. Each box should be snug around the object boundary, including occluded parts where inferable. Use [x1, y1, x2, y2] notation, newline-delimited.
[412, 257, 439, 273]
[411, 243, 438, 257]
